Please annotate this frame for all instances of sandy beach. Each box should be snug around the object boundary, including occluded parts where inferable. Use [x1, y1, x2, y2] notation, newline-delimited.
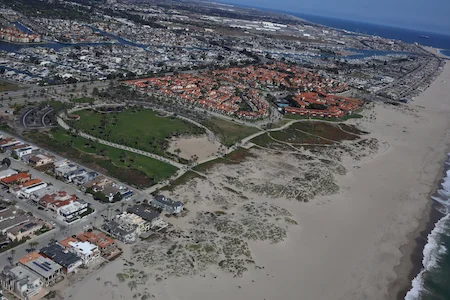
[62, 61, 450, 300]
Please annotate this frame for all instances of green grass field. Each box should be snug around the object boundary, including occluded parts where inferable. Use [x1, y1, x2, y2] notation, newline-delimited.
[26, 128, 177, 189]
[73, 108, 205, 156]
[201, 117, 260, 147]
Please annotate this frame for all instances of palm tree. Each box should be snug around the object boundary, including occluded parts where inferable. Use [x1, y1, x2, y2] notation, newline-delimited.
[29, 241, 39, 252]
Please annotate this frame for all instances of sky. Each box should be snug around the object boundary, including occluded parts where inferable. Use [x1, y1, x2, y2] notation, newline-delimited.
[219, 0, 450, 34]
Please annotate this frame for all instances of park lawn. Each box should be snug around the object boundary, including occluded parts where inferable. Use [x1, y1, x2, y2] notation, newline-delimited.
[0, 80, 21, 92]
[26, 128, 177, 188]
[201, 117, 260, 147]
[74, 108, 205, 156]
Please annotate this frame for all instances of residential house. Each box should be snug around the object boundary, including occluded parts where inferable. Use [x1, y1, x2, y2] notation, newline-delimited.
[29, 186, 56, 203]
[116, 213, 151, 236]
[6, 219, 48, 241]
[76, 231, 117, 257]
[126, 205, 162, 227]
[82, 175, 110, 190]
[64, 168, 87, 183]
[0, 207, 30, 236]
[39, 192, 88, 221]
[54, 161, 78, 178]
[119, 189, 133, 199]
[101, 184, 122, 202]
[102, 219, 137, 244]
[15, 146, 37, 160]
[0, 138, 21, 150]
[28, 154, 53, 167]
[39, 243, 82, 274]
[58, 200, 89, 223]
[71, 171, 98, 186]
[1, 173, 31, 186]
[59, 238, 100, 266]
[17, 182, 48, 199]
[151, 195, 184, 214]
[0, 169, 17, 180]
[18, 252, 63, 287]
[0, 265, 44, 300]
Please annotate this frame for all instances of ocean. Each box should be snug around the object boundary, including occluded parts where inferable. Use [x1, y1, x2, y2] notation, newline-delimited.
[289, 13, 450, 55]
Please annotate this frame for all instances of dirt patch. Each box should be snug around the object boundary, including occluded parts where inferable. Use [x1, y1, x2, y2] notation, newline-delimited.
[168, 134, 222, 161]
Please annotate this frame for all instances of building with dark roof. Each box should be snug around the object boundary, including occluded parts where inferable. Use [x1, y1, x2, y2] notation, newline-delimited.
[102, 219, 137, 244]
[126, 205, 160, 222]
[151, 195, 183, 214]
[39, 243, 82, 274]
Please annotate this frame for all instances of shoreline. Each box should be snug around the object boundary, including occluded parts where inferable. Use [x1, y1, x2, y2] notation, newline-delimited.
[422, 46, 450, 59]
[389, 160, 448, 299]
[388, 61, 450, 299]
[437, 49, 450, 59]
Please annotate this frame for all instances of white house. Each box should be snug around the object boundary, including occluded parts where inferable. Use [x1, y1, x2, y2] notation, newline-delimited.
[15, 146, 37, 159]
[67, 241, 100, 266]
[17, 182, 48, 198]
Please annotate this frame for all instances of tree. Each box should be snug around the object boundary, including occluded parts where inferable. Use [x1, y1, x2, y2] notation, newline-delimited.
[93, 191, 107, 203]
[2, 157, 11, 167]
[113, 192, 122, 203]
[29, 241, 39, 252]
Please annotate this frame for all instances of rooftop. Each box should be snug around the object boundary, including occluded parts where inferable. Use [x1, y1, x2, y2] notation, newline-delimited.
[76, 231, 115, 249]
[24, 256, 62, 278]
[127, 205, 160, 222]
[9, 265, 40, 283]
[40, 243, 82, 269]
[18, 252, 42, 265]
[68, 241, 97, 256]
[153, 195, 183, 207]
[1, 172, 30, 184]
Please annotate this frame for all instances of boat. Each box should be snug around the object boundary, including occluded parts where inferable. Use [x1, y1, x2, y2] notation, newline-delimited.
[419, 35, 430, 39]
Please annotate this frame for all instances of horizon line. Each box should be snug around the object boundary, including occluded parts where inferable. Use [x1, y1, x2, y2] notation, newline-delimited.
[215, 0, 450, 36]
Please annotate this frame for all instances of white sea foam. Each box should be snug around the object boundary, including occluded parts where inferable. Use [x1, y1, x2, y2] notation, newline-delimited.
[405, 214, 450, 300]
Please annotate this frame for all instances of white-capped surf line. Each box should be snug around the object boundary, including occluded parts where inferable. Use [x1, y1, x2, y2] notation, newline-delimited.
[404, 155, 450, 299]
[405, 214, 450, 300]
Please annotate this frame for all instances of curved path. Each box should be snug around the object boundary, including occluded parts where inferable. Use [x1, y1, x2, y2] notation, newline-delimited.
[42, 108, 54, 127]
